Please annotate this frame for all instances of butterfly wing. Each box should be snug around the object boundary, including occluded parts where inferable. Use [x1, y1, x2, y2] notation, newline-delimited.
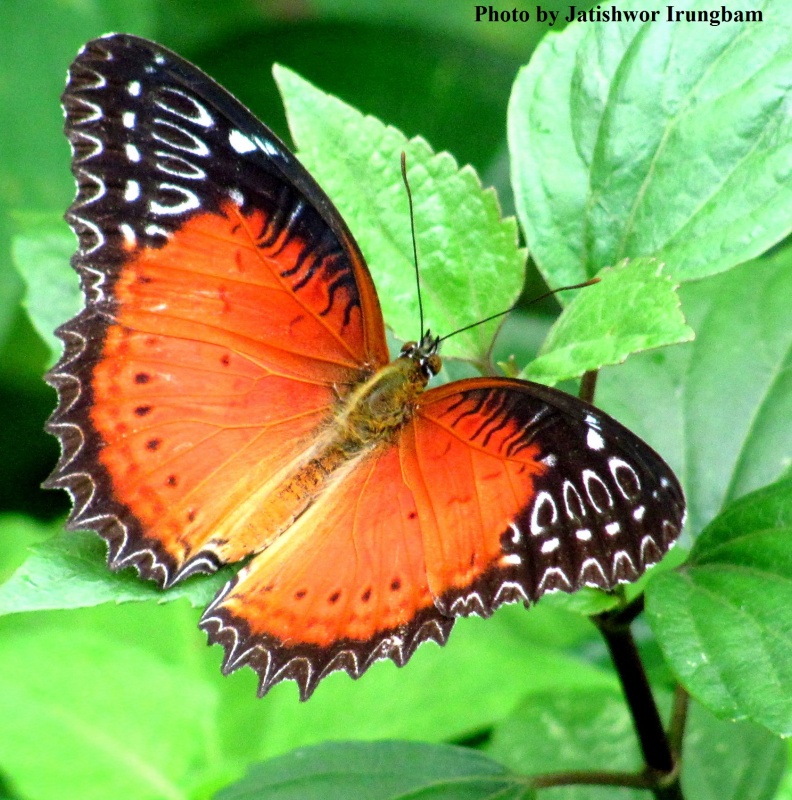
[409, 378, 684, 612]
[46, 34, 389, 587]
[200, 376, 684, 699]
[200, 443, 454, 700]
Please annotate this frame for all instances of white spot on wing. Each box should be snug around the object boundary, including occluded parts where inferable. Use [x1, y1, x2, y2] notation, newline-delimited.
[229, 129, 256, 154]
[575, 528, 592, 541]
[563, 480, 585, 520]
[255, 136, 280, 157]
[530, 490, 558, 536]
[120, 223, 136, 246]
[124, 180, 140, 202]
[153, 119, 210, 156]
[145, 223, 170, 239]
[582, 469, 613, 512]
[612, 550, 637, 578]
[585, 413, 601, 430]
[494, 581, 529, 605]
[609, 457, 641, 499]
[580, 557, 608, 586]
[537, 566, 572, 594]
[586, 427, 605, 450]
[640, 535, 661, 567]
[125, 143, 141, 162]
[541, 537, 560, 554]
[128, 80, 141, 97]
[150, 183, 200, 215]
[154, 151, 205, 180]
[157, 87, 214, 128]
[122, 111, 136, 129]
[75, 98, 102, 123]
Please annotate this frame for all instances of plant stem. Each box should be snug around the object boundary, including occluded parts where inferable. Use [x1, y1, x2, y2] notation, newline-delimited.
[531, 768, 652, 789]
[668, 684, 690, 755]
[579, 369, 599, 404]
[594, 601, 684, 800]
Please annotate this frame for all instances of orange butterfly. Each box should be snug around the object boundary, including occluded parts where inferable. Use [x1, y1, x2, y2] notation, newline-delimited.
[47, 35, 684, 699]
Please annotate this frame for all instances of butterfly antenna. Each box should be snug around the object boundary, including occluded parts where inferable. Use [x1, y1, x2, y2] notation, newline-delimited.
[401, 152, 425, 339]
[438, 278, 599, 344]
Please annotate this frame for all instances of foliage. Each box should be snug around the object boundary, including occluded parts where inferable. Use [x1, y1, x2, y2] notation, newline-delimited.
[1, 0, 791, 798]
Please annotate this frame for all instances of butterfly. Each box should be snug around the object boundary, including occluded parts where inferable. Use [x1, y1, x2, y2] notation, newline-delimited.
[46, 34, 685, 700]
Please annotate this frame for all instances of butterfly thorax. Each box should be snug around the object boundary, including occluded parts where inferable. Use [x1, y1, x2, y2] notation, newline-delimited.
[333, 349, 439, 451]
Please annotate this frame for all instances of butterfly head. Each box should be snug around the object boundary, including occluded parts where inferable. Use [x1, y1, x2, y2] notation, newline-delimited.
[400, 331, 442, 380]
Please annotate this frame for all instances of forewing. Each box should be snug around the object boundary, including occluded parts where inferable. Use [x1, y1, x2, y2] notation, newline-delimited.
[47, 35, 389, 587]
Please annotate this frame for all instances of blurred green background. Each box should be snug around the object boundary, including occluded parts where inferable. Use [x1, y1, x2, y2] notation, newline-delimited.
[4, 4, 792, 799]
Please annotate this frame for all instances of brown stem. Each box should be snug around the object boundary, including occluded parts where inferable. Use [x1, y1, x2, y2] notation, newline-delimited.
[668, 684, 690, 756]
[531, 769, 652, 789]
[579, 369, 599, 404]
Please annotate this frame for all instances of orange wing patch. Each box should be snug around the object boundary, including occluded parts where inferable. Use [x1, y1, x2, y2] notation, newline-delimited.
[405, 382, 548, 613]
[78, 202, 388, 584]
[200, 443, 453, 699]
[111, 201, 383, 374]
[49, 33, 393, 591]
[414, 379, 684, 606]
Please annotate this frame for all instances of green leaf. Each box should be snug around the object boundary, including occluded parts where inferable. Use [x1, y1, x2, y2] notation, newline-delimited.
[509, 0, 792, 287]
[0, 237, 22, 353]
[538, 586, 622, 617]
[647, 476, 792, 735]
[682, 700, 786, 800]
[487, 687, 647, 800]
[12, 220, 80, 365]
[487, 688, 784, 800]
[0, 628, 220, 800]
[507, 19, 589, 291]
[521, 258, 693, 384]
[0, 529, 227, 615]
[215, 741, 529, 800]
[275, 65, 525, 363]
[2, 532, 615, 760]
[595, 245, 792, 536]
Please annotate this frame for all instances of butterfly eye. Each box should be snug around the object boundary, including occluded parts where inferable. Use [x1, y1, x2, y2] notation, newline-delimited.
[425, 353, 442, 376]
